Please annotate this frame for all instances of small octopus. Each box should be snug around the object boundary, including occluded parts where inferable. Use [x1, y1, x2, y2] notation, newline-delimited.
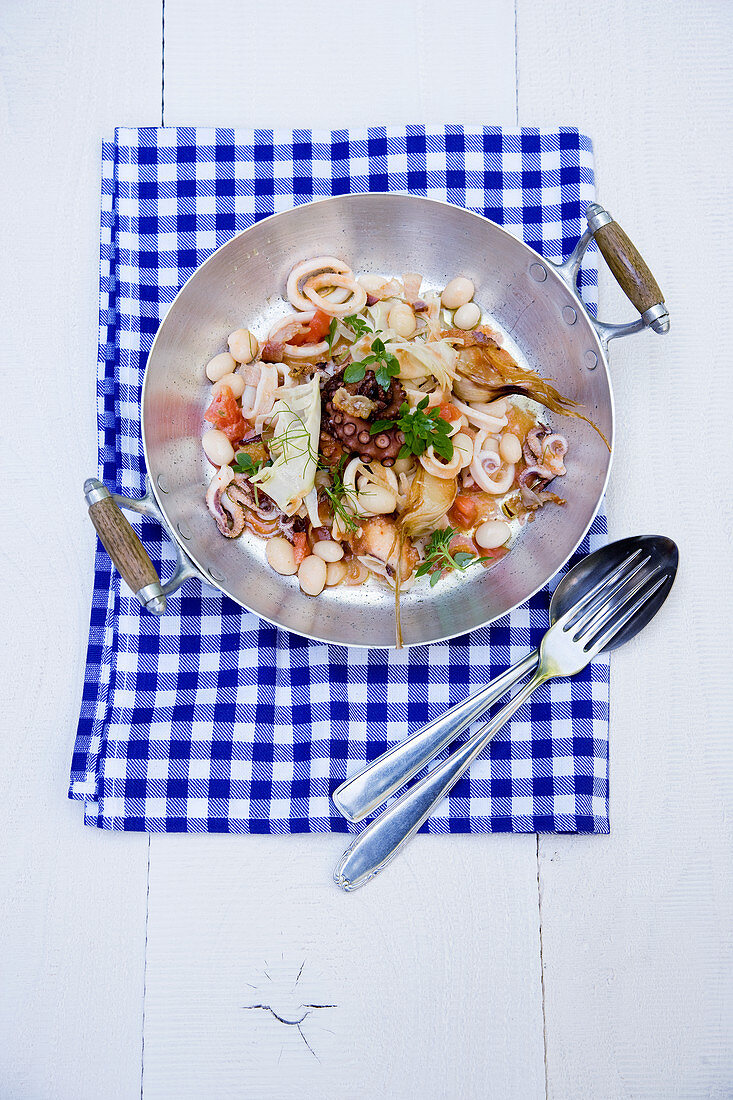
[321, 367, 406, 466]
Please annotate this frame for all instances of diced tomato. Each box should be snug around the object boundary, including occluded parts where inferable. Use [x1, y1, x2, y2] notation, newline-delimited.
[448, 534, 477, 557]
[292, 531, 309, 564]
[287, 308, 332, 346]
[438, 402, 461, 423]
[204, 384, 247, 444]
[448, 495, 479, 530]
[478, 545, 509, 568]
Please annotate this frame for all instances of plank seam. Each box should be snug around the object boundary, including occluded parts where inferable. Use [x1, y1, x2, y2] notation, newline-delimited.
[161, 0, 165, 127]
[514, 0, 520, 125]
[140, 836, 151, 1099]
[536, 835, 549, 1100]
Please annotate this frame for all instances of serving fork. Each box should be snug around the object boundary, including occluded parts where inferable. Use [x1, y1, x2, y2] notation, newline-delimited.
[334, 550, 671, 890]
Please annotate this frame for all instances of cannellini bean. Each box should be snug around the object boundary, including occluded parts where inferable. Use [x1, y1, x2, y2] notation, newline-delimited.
[356, 484, 398, 516]
[312, 540, 344, 563]
[441, 276, 475, 309]
[388, 302, 416, 338]
[453, 432, 475, 468]
[475, 520, 511, 550]
[205, 351, 237, 381]
[227, 328, 258, 364]
[358, 273, 387, 294]
[393, 456, 415, 475]
[298, 554, 327, 596]
[212, 372, 245, 399]
[453, 302, 481, 329]
[266, 537, 298, 576]
[499, 432, 522, 463]
[325, 560, 348, 586]
[202, 428, 235, 466]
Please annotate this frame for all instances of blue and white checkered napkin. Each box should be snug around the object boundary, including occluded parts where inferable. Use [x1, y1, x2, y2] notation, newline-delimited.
[70, 126, 609, 834]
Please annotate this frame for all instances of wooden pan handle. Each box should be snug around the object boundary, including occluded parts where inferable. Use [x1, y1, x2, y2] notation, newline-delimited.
[586, 203, 669, 332]
[85, 479, 167, 614]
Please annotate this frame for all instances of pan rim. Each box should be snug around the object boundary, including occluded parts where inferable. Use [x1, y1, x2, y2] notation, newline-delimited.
[140, 193, 614, 648]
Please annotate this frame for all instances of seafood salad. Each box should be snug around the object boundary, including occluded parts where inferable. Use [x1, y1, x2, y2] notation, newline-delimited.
[201, 257, 597, 642]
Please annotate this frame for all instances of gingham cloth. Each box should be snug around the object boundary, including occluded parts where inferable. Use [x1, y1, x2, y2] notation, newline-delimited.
[70, 126, 609, 834]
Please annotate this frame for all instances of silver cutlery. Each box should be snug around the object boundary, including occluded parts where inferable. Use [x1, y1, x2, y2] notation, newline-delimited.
[333, 536, 678, 824]
[334, 539, 677, 890]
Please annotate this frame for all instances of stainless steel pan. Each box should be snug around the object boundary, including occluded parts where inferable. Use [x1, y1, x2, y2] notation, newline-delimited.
[85, 195, 668, 647]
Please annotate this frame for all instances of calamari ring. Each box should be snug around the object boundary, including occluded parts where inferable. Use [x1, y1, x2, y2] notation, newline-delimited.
[287, 257, 352, 311]
[303, 273, 367, 317]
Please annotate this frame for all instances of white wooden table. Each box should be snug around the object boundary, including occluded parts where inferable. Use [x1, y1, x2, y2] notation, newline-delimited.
[2, 2, 732, 1096]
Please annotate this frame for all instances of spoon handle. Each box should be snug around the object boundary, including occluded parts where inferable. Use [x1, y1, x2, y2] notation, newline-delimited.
[332, 649, 539, 823]
[334, 668, 549, 891]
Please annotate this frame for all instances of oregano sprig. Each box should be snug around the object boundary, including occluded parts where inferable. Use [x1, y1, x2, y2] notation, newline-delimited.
[370, 395, 454, 462]
[415, 527, 492, 587]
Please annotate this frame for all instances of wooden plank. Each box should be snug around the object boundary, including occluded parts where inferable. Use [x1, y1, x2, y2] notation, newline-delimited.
[142, 835, 546, 1099]
[517, 1, 733, 1095]
[163, 0, 517, 128]
[145, 5, 547, 1097]
[0, 1, 161, 1096]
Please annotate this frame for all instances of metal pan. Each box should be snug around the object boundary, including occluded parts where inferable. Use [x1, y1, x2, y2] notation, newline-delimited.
[85, 195, 668, 647]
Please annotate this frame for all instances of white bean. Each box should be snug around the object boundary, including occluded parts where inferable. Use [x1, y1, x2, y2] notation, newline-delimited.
[453, 302, 481, 330]
[266, 537, 298, 576]
[441, 276, 475, 309]
[298, 555, 327, 596]
[475, 520, 511, 550]
[453, 432, 475, 468]
[212, 372, 246, 399]
[358, 274, 386, 294]
[499, 432, 522, 463]
[312, 540, 345, 563]
[388, 302, 416, 338]
[227, 328, 258, 364]
[202, 428, 235, 466]
[393, 456, 415, 475]
[356, 484, 398, 516]
[325, 560, 348, 586]
[205, 351, 237, 381]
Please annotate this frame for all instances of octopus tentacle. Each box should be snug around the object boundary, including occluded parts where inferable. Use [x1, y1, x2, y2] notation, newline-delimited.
[213, 488, 246, 538]
[322, 368, 406, 466]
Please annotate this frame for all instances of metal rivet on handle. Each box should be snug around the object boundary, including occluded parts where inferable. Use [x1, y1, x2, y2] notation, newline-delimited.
[209, 566, 226, 583]
[177, 521, 192, 540]
[585, 350, 598, 370]
[156, 475, 169, 493]
[562, 306, 577, 325]
[529, 262, 547, 283]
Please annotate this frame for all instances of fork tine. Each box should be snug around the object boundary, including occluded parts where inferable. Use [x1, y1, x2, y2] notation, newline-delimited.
[582, 574, 669, 658]
[572, 563, 655, 642]
[554, 548, 645, 631]
[567, 554, 652, 636]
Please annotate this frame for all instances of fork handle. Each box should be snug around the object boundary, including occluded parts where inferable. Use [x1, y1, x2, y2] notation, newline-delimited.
[334, 669, 548, 891]
[332, 649, 539, 823]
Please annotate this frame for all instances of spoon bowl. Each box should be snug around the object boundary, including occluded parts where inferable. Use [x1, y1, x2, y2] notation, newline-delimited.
[548, 535, 678, 647]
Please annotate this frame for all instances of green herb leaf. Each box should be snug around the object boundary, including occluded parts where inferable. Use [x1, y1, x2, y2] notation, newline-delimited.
[326, 316, 338, 352]
[370, 418, 394, 433]
[232, 451, 270, 477]
[343, 315, 372, 338]
[320, 456, 360, 535]
[343, 361, 367, 384]
[417, 526, 494, 586]
[368, 397, 454, 460]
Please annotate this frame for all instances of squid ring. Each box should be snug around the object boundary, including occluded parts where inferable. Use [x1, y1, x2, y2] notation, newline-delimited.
[287, 257, 352, 311]
[303, 273, 367, 317]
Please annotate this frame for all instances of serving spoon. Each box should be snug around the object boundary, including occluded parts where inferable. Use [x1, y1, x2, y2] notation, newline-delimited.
[333, 535, 678, 824]
[334, 536, 678, 891]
